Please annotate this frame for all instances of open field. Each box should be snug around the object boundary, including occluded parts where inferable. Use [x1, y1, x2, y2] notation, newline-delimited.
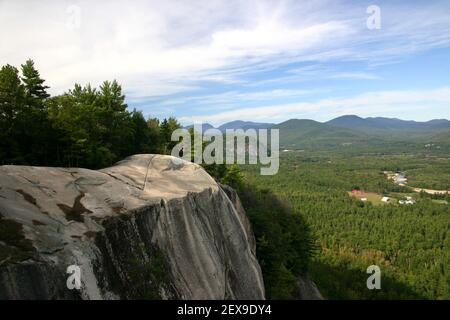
[347, 191, 383, 205]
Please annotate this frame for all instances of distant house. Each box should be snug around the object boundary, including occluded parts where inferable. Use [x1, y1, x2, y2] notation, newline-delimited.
[381, 196, 391, 203]
[394, 173, 407, 184]
[351, 189, 362, 194]
[400, 197, 416, 205]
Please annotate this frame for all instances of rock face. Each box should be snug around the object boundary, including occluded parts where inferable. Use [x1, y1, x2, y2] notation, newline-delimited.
[0, 155, 265, 299]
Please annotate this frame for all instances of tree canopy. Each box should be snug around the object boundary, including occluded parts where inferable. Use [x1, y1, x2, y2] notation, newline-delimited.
[0, 60, 181, 168]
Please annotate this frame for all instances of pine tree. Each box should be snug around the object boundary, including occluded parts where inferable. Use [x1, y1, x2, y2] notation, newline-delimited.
[18, 60, 52, 164]
[0, 65, 25, 163]
[20, 59, 50, 104]
[0, 65, 25, 123]
[160, 117, 181, 154]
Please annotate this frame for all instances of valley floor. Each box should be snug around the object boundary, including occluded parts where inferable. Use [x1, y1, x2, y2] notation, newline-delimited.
[241, 150, 450, 299]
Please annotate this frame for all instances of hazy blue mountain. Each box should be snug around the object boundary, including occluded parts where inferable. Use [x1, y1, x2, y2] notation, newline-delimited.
[327, 115, 450, 131]
[423, 119, 450, 128]
[218, 120, 274, 132]
[272, 116, 449, 150]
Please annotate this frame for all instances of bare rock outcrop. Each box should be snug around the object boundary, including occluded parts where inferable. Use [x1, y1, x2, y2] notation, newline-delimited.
[0, 155, 265, 299]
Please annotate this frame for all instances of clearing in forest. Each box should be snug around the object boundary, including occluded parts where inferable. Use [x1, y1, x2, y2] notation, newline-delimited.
[348, 190, 383, 205]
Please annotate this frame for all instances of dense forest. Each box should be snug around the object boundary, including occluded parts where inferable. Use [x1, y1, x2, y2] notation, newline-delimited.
[0, 60, 310, 299]
[242, 151, 449, 299]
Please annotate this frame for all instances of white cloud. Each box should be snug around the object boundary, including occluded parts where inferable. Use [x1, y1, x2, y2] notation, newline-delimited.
[0, 0, 348, 95]
[157, 88, 323, 108]
[328, 72, 381, 80]
[1, 0, 450, 99]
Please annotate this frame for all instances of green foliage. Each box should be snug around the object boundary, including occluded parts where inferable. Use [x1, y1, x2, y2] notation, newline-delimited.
[160, 117, 181, 154]
[0, 64, 25, 163]
[146, 118, 163, 153]
[0, 60, 179, 168]
[242, 151, 450, 299]
[202, 162, 228, 181]
[237, 183, 314, 299]
[127, 246, 171, 299]
[21, 59, 50, 102]
[199, 149, 314, 299]
[221, 165, 244, 190]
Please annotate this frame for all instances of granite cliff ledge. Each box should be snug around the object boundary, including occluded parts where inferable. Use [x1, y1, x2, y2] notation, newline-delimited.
[0, 154, 265, 299]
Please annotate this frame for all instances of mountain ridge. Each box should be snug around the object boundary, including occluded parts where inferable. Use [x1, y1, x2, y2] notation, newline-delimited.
[184, 116, 449, 131]
[327, 115, 450, 130]
[182, 116, 449, 149]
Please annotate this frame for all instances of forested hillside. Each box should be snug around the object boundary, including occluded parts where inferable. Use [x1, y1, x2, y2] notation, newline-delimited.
[274, 116, 450, 151]
[242, 151, 449, 299]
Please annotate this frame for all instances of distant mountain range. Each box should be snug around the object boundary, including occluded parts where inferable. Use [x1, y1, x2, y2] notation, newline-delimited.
[185, 120, 274, 132]
[185, 116, 449, 150]
[218, 120, 274, 132]
[326, 115, 450, 131]
[276, 116, 450, 149]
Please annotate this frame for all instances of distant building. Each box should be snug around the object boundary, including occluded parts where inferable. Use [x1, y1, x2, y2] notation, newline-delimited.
[381, 196, 391, 203]
[387, 172, 408, 185]
[400, 197, 416, 205]
[394, 173, 407, 184]
[361, 198, 367, 202]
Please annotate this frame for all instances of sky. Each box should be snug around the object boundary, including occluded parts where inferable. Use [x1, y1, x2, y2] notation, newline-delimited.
[1, 0, 450, 126]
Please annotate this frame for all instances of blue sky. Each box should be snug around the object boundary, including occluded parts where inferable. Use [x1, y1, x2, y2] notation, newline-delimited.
[1, 0, 449, 125]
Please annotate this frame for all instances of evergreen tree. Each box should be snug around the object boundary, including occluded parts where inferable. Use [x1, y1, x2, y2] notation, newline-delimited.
[0, 65, 25, 163]
[130, 110, 152, 154]
[160, 117, 181, 153]
[147, 118, 162, 153]
[19, 60, 52, 164]
[21, 59, 50, 104]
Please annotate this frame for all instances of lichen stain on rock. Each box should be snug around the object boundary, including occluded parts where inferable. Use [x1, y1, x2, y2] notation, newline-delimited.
[16, 189, 38, 207]
[57, 192, 92, 222]
[0, 212, 36, 263]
